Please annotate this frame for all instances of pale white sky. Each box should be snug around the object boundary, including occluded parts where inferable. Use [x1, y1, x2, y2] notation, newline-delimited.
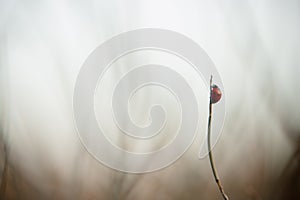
[0, 0, 299, 199]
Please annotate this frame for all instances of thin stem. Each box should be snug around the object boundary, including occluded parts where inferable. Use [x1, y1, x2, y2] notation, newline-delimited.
[208, 75, 229, 200]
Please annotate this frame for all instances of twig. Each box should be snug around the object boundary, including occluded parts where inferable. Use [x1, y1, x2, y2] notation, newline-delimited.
[207, 75, 229, 200]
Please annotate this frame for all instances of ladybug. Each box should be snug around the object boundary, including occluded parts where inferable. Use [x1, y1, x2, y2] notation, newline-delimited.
[211, 84, 222, 104]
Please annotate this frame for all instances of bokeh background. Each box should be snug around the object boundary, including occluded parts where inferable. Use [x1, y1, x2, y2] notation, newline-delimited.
[0, 0, 300, 199]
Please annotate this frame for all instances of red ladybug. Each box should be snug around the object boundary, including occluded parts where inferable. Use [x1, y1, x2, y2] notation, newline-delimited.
[211, 84, 222, 104]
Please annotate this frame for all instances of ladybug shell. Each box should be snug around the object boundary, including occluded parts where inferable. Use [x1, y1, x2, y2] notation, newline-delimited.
[211, 84, 222, 104]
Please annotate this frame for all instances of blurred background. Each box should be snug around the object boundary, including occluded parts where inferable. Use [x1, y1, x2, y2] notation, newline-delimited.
[0, 0, 300, 199]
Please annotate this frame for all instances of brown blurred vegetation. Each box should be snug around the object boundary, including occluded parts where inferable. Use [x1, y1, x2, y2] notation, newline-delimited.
[1, 136, 299, 200]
